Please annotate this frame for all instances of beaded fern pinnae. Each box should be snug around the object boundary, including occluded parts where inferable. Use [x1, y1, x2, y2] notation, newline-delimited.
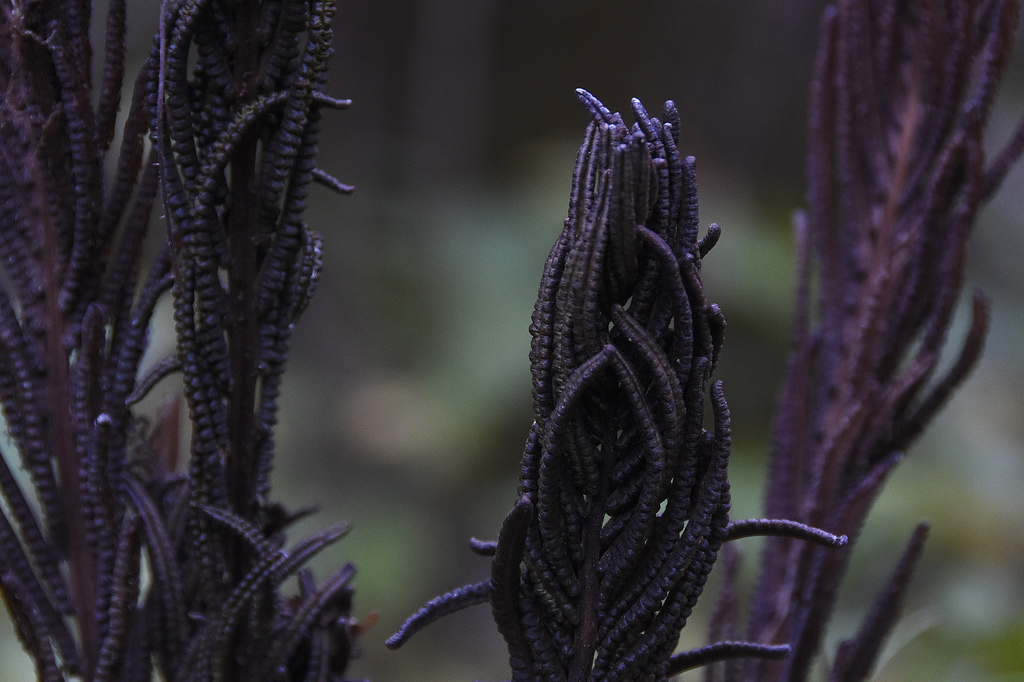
[737, 1, 1024, 679]
[0, 0, 361, 679]
[387, 91, 847, 682]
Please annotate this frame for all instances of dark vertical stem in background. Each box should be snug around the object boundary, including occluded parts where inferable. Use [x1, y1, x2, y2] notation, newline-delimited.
[223, 8, 262, 676]
[406, 0, 499, 184]
[41, 171, 97, 679]
[225, 0, 262, 543]
[568, 478, 605, 682]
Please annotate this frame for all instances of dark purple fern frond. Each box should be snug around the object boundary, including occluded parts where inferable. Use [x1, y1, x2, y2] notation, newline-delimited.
[0, 1, 360, 679]
[746, 2, 1024, 679]
[389, 91, 847, 682]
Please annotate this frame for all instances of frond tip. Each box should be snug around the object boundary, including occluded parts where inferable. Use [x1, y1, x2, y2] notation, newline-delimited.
[666, 640, 790, 675]
[725, 518, 848, 548]
[386, 581, 491, 650]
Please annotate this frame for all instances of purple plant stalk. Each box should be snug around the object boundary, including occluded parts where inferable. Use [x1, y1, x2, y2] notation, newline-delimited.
[732, 1, 1024, 680]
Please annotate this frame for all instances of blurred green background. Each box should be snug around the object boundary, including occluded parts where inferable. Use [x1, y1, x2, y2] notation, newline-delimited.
[3, 1, 1024, 680]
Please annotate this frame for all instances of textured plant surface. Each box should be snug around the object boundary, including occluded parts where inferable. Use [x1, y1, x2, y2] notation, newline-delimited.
[388, 91, 847, 682]
[732, 0, 1024, 680]
[4, 0, 1023, 680]
[0, 0, 361, 679]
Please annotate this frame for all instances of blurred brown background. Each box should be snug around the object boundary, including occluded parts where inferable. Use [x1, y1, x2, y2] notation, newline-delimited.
[3, 2, 1024, 680]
